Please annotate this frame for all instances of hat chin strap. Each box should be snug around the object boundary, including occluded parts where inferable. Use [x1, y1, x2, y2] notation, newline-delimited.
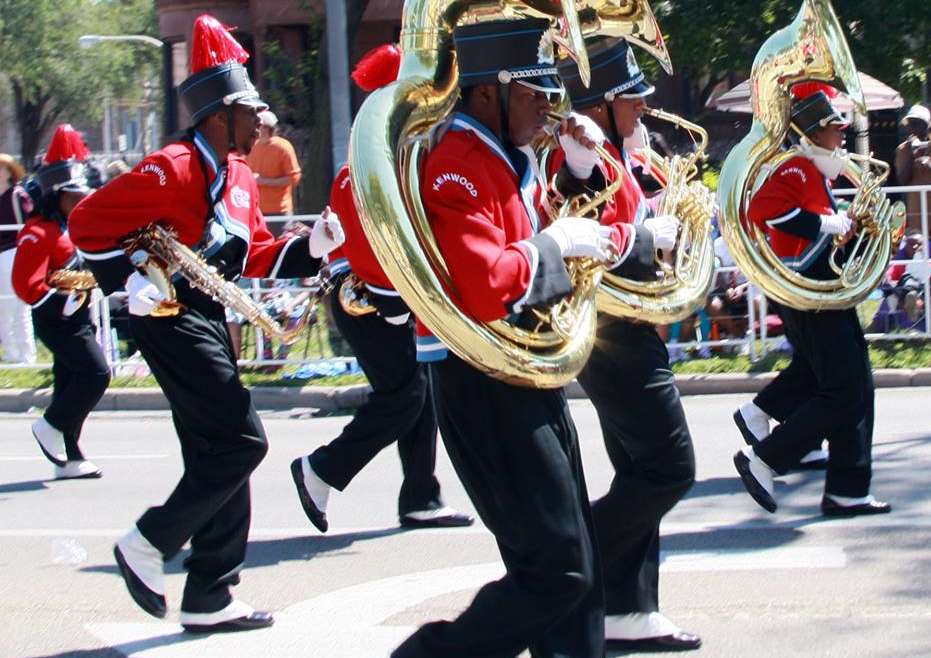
[497, 83, 513, 152]
[226, 107, 238, 153]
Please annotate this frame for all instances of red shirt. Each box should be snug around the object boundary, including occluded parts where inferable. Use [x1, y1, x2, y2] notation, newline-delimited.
[69, 135, 317, 294]
[748, 155, 836, 274]
[326, 164, 394, 291]
[12, 216, 77, 306]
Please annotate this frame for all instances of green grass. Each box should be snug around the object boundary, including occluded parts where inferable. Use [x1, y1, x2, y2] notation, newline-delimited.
[3, 298, 929, 389]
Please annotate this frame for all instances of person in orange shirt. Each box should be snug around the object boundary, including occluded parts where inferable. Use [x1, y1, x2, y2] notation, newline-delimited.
[246, 111, 302, 225]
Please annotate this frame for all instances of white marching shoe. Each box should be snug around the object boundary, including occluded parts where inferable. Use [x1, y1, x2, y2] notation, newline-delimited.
[32, 417, 66, 466]
[114, 526, 166, 618]
[54, 460, 102, 480]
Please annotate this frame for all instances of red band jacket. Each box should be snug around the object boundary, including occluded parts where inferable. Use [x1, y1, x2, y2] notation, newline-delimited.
[415, 112, 633, 362]
[68, 132, 322, 295]
[326, 164, 408, 319]
[548, 140, 660, 281]
[12, 215, 84, 317]
[747, 154, 840, 280]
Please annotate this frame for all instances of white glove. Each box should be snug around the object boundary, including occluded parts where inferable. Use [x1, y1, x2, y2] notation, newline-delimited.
[309, 207, 346, 258]
[62, 292, 84, 317]
[126, 271, 166, 317]
[643, 214, 680, 251]
[541, 216, 616, 262]
[383, 312, 411, 325]
[557, 113, 605, 180]
[819, 210, 854, 235]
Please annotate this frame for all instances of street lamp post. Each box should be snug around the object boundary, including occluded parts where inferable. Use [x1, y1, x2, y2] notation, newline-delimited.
[78, 34, 164, 159]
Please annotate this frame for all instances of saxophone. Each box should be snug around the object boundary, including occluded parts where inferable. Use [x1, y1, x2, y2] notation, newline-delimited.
[123, 224, 316, 345]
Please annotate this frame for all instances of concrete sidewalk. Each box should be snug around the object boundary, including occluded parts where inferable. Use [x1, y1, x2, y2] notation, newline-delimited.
[2, 368, 930, 413]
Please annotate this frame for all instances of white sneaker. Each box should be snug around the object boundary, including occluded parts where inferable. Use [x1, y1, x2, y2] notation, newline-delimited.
[54, 460, 102, 480]
[32, 417, 66, 466]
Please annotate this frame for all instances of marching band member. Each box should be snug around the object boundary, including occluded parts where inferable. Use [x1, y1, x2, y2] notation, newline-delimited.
[732, 87, 890, 517]
[68, 15, 344, 632]
[13, 125, 109, 480]
[392, 19, 634, 658]
[554, 38, 701, 651]
[290, 45, 473, 532]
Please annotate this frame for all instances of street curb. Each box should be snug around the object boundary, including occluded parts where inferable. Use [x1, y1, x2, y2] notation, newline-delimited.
[2, 368, 929, 413]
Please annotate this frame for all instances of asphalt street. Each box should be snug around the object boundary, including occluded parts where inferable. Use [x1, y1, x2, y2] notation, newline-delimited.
[1, 388, 930, 658]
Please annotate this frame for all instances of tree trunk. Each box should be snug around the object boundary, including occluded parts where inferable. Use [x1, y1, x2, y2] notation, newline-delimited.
[12, 80, 50, 168]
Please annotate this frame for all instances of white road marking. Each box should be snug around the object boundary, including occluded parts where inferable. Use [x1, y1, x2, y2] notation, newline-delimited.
[0, 454, 168, 461]
[83, 546, 845, 657]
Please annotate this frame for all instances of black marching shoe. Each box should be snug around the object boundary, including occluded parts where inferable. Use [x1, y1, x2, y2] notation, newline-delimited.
[733, 449, 777, 513]
[113, 544, 166, 619]
[605, 613, 701, 653]
[400, 506, 474, 529]
[607, 630, 702, 652]
[182, 610, 275, 634]
[821, 495, 891, 518]
[732, 409, 761, 447]
[290, 457, 328, 533]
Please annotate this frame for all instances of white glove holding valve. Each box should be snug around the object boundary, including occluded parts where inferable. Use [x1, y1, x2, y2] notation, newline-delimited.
[819, 210, 854, 235]
[541, 216, 616, 262]
[126, 271, 166, 317]
[557, 113, 605, 180]
[643, 214, 680, 251]
[62, 292, 84, 317]
[309, 206, 346, 258]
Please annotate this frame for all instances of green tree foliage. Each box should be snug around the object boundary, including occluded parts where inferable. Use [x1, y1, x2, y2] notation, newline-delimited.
[655, 0, 930, 113]
[0, 0, 158, 165]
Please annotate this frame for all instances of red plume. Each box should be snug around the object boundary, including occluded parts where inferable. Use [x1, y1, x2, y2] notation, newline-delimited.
[43, 124, 89, 164]
[791, 82, 839, 101]
[190, 14, 250, 74]
[351, 44, 401, 92]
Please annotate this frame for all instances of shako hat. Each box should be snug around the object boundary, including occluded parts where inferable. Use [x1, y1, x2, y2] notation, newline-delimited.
[35, 124, 90, 196]
[453, 18, 562, 95]
[178, 15, 268, 125]
[557, 37, 654, 109]
[791, 83, 848, 136]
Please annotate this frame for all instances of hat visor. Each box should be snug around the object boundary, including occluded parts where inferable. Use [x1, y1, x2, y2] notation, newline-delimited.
[235, 96, 270, 113]
[514, 74, 563, 95]
[56, 182, 90, 194]
[615, 80, 655, 99]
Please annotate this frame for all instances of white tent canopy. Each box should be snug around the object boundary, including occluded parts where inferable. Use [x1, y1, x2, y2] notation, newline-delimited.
[706, 71, 904, 114]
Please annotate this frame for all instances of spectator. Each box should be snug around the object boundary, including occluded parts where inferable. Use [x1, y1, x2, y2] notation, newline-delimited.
[0, 154, 37, 364]
[894, 104, 931, 234]
[707, 235, 750, 343]
[870, 231, 926, 332]
[246, 110, 302, 235]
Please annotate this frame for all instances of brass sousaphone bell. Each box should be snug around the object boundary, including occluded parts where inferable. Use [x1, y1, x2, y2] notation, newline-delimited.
[717, 0, 906, 311]
[349, 0, 670, 388]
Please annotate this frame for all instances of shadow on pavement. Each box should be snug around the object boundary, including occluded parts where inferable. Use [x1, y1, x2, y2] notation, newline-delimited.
[80, 527, 406, 578]
[30, 629, 216, 658]
[0, 478, 51, 495]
